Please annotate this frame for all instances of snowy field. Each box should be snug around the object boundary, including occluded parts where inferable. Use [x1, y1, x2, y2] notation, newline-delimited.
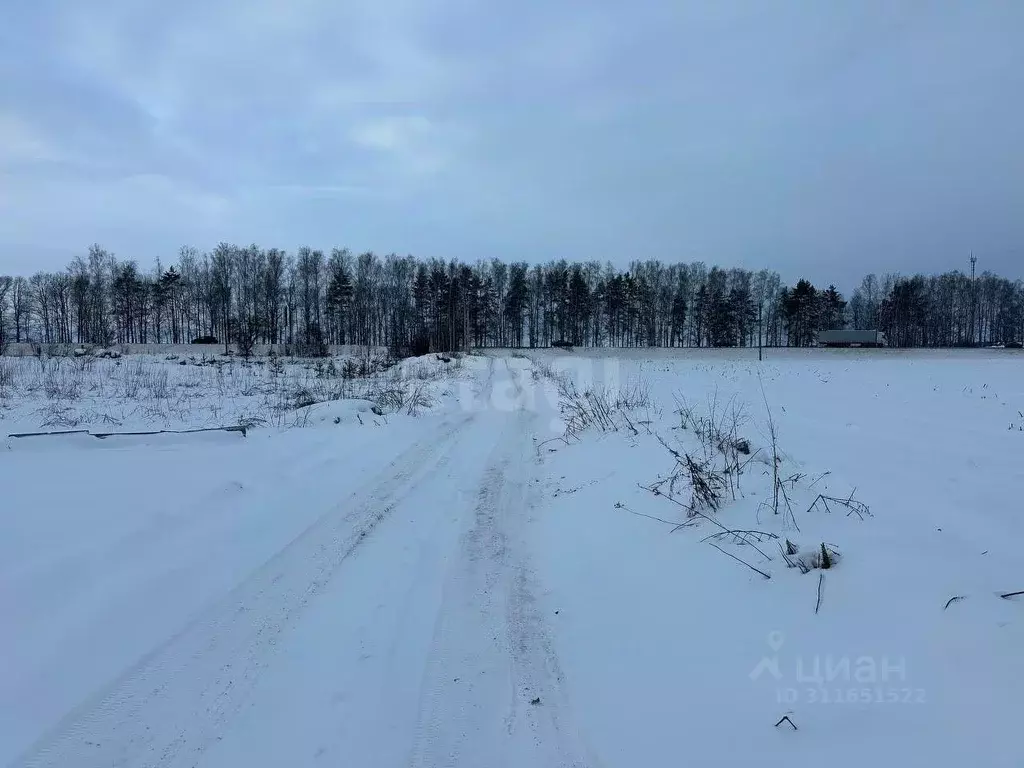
[0, 348, 457, 435]
[526, 347, 1024, 766]
[2, 348, 1022, 767]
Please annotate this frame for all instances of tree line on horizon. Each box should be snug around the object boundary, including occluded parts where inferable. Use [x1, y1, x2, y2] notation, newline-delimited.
[0, 244, 1021, 354]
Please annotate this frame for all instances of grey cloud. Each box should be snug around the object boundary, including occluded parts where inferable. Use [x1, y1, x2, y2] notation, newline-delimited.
[1, 0, 1022, 288]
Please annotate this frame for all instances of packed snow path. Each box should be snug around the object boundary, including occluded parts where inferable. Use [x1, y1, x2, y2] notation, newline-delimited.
[9, 359, 590, 768]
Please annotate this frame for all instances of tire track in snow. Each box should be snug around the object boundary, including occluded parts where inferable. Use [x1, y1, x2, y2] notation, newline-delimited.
[10, 414, 478, 768]
[408, 361, 591, 768]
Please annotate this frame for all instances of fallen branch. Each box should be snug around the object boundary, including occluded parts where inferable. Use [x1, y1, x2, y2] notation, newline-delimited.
[815, 573, 825, 614]
[1000, 590, 1024, 600]
[641, 483, 775, 562]
[7, 429, 90, 438]
[944, 595, 965, 610]
[808, 492, 871, 520]
[708, 542, 772, 580]
[617, 507, 686, 528]
[701, 529, 780, 545]
[9, 425, 248, 439]
[92, 425, 249, 438]
[783, 472, 806, 488]
[808, 471, 831, 489]
[774, 715, 798, 731]
[535, 436, 566, 457]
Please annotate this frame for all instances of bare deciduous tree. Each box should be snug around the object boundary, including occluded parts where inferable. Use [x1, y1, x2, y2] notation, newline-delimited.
[2, 245, 1021, 354]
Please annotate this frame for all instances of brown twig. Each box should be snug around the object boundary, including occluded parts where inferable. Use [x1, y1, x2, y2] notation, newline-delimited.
[943, 595, 965, 610]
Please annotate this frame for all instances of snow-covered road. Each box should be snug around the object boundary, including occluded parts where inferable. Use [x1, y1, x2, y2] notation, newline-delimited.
[5, 350, 1022, 767]
[7, 358, 589, 768]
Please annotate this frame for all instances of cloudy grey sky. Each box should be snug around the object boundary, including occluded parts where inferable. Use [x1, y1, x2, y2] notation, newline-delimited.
[1, 0, 1022, 288]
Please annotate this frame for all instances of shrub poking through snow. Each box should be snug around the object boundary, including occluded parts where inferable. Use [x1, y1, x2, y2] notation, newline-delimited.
[683, 453, 727, 515]
[41, 359, 85, 400]
[370, 388, 402, 414]
[780, 540, 841, 574]
[674, 389, 758, 502]
[649, 391, 759, 515]
[0, 358, 14, 397]
[291, 387, 317, 409]
[820, 542, 833, 569]
[0, 347, 453, 433]
[552, 374, 651, 438]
